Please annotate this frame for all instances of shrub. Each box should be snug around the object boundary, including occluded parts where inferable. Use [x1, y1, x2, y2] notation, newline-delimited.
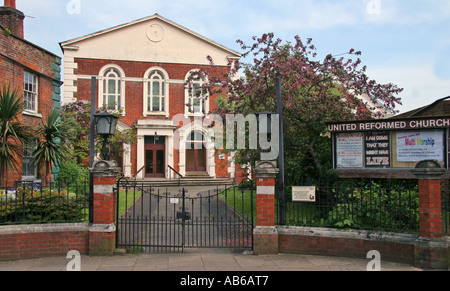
[0, 185, 89, 224]
[326, 180, 419, 233]
[57, 162, 89, 185]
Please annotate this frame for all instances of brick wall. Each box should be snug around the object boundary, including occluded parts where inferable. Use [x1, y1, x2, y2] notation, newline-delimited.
[277, 227, 417, 265]
[0, 224, 89, 261]
[73, 57, 235, 177]
[74, 58, 227, 127]
[0, 6, 24, 38]
[0, 25, 61, 185]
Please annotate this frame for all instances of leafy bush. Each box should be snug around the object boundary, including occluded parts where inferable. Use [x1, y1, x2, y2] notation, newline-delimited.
[0, 185, 89, 224]
[326, 181, 419, 233]
[57, 162, 89, 185]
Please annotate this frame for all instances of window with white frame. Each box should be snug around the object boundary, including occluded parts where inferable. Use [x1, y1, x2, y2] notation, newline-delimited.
[185, 70, 209, 115]
[100, 67, 124, 112]
[22, 141, 36, 178]
[24, 72, 38, 113]
[146, 70, 167, 113]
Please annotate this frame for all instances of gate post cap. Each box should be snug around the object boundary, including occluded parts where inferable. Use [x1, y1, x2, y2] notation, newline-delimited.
[415, 160, 442, 169]
[90, 160, 121, 177]
[254, 161, 279, 178]
[412, 160, 446, 180]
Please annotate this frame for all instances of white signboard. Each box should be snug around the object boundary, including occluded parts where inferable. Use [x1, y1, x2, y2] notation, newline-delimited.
[336, 133, 364, 168]
[292, 187, 316, 202]
[396, 131, 444, 162]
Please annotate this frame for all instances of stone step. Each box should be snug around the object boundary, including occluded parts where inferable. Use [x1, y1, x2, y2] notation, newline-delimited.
[133, 177, 234, 187]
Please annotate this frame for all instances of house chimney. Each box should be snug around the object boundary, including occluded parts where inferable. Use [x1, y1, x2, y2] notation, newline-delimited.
[4, 0, 16, 8]
[1, 0, 24, 38]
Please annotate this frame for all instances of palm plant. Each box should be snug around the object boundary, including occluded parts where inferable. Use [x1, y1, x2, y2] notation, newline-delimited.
[0, 84, 35, 186]
[33, 107, 73, 185]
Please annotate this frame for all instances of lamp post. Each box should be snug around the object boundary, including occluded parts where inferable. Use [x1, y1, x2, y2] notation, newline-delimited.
[254, 73, 286, 225]
[93, 112, 119, 161]
[276, 72, 286, 225]
[256, 110, 273, 139]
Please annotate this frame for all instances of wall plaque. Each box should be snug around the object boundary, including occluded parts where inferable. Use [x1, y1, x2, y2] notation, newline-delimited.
[292, 186, 316, 202]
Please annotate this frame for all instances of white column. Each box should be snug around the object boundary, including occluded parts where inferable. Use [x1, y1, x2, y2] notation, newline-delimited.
[228, 151, 236, 180]
[136, 135, 145, 179]
[179, 132, 186, 176]
[123, 143, 132, 177]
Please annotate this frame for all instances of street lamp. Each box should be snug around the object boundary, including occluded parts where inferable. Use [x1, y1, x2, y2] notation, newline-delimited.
[94, 112, 119, 160]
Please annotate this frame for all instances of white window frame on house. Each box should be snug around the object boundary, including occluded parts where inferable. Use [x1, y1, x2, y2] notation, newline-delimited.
[185, 69, 209, 116]
[22, 140, 37, 180]
[98, 65, 126, 115]
[143, 67, 169, 117]
[23, 71, 38, 114]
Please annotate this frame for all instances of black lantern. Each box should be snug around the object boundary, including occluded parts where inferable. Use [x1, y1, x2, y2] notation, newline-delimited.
[94, 112, 119, 160]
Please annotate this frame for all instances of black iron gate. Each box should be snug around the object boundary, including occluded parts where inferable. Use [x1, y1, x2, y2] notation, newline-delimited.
[115, 178, 255, 253]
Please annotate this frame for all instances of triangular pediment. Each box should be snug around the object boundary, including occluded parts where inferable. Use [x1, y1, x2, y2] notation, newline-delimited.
[60, 14, 240, 66]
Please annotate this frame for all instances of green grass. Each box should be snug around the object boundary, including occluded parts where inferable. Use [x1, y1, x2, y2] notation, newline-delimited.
[219, 188, 256, 223]
[117, 189, 142, 217]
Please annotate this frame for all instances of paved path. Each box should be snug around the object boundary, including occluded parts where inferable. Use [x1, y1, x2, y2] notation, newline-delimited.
[0, 249, 422, 271]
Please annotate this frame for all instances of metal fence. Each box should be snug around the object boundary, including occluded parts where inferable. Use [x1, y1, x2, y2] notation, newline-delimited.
[115, 180, 255, 253]
[0, 181, 90, 225]
[277, 179, 422, 234]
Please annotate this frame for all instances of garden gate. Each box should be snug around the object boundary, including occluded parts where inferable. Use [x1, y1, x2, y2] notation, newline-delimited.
[115, 178, 255, 253]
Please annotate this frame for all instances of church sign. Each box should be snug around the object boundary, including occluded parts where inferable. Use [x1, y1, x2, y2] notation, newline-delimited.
[327, 116, 450, 175]
[328, 117, 450, 133]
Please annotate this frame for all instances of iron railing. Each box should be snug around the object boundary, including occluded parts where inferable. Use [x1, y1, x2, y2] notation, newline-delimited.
[0, 181, 90, 225]
[277, 179, 421, 234]
[115, 180, 255, 253]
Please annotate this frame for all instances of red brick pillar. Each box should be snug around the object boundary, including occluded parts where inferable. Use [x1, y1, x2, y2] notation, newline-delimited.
[412, 160, 448, 270]
[89, 160, 120, 257]
[418, 179, 443, 238]
[253, 161, 279, 255]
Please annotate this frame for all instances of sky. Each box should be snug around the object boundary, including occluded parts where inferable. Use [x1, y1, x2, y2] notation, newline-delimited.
[11, 0, 450, 114]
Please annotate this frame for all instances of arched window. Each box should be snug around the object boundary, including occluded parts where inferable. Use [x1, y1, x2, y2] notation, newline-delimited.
[143, 68, 169, 116]
[99, 65, 125, 113]
[148, 71, 165, 112]
[185, 70, 209, 115]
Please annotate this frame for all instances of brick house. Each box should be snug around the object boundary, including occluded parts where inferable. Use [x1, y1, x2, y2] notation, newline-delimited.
[60, 14, 249, 182]
[0, 0, 62, 185]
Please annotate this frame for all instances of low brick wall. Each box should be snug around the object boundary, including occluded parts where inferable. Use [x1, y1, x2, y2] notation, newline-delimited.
[0, 224, 89, 261]
[278, 226, 420, 265]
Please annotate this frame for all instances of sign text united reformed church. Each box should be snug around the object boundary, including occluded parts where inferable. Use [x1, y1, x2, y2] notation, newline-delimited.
[327, 116, 450, 174]
[328, 117, 450, 133]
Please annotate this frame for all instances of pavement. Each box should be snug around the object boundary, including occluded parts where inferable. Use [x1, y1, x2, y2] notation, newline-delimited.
[0, 248, 423, 272]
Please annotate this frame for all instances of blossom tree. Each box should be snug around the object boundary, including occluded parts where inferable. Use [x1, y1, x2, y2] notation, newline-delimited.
[61, 101, 137, 169]
[188, 33, 403, 181]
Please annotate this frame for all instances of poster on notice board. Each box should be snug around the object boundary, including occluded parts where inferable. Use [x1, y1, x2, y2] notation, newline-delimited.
[336, 133, 364, 168]
[396, 131, 444, 162]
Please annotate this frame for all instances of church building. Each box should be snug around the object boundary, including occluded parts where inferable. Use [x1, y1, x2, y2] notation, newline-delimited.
[60, 14, 248, 182]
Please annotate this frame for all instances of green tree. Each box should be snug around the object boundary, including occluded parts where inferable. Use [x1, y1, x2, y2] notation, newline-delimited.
[193, 33, 403, 183]
[60, 100, 137, 170]
[0, 84, 35, 186]
[33, 108, 74, 184]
